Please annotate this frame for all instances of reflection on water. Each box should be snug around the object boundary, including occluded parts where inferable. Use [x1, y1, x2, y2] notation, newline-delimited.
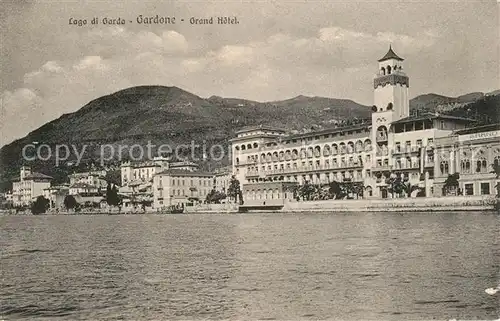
[0, 212, 498, 320]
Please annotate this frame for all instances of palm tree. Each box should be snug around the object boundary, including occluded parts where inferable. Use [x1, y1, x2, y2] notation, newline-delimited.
[443, 173, 460, 196]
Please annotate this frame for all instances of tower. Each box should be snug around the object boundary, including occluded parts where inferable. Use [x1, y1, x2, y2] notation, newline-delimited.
[373, 45, 409, 120]
[370, 46, 410, 194]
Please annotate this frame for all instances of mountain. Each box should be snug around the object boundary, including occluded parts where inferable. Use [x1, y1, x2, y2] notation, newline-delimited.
[409, 92, 485, 111]
[0, 86, 370, 187]
[0, 85, 498, 190]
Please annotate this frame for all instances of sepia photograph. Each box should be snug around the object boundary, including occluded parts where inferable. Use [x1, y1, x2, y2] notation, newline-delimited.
[0, 0, 499, 320]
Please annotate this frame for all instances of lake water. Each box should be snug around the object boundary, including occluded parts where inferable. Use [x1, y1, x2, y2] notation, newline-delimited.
[1, 212, 499, 320]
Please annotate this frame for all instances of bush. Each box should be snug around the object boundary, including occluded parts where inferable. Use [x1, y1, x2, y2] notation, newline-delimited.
[64, 194, 78, 210]
[31, 196, 49, 215]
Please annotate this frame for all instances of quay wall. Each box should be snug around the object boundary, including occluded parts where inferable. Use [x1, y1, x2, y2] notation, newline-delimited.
[281, 195, 497, 212]
[184, 203, 239, 213]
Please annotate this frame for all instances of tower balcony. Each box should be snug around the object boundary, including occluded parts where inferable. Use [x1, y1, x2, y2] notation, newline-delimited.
[374, 74, 409, 89]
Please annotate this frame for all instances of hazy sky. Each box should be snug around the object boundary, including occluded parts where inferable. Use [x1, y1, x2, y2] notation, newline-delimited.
[0, 0, 498, 146]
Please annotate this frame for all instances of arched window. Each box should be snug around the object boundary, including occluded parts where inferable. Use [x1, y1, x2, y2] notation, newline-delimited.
[355, 140, 363, 153]
[253, 142, 258, 148]
[387, 65, 392, 74]
[260, 153, 266, 162]
[299, 148, 306, 159]
[323, 145, 331, 157]
[376, 126, 388, 142]
[236, 157, 240, 165]
[440, 161, 449, 175]
[381, 67, 386, 75]
[272, 152, 278, 162]
[476, 158, 487, 173]
[332, 144, 339, 155]
[461, 160, 471, 174]
[292, 149, 299, 159]
[387, 102, 393, 110]
[347, 142, 354, 154]
[241, 145, 246, 150]
[364, 139, 372, 152]
[494, 156, 500, 168]
[314, 146, 321, 157]
[235, 146, 240, 151]
[307, 147, 314, 158]
[266, 153, 272, 162]
[247, 144, 252, 149]
[339, 143, 347, 154]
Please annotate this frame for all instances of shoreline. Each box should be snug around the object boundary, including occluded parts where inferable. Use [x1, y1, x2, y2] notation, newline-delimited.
[2, 195, 498, 215]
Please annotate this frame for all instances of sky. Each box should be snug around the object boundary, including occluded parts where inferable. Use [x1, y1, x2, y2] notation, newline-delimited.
[0, 0, 498, 147]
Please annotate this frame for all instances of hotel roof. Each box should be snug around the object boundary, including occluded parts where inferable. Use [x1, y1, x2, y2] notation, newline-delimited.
[154, 169, 215, 177]
[283, 123, 372, 141]
[12, 172, 53, 182]
[391, 113, 475, 125]
[453, 123, 500, 135]
[235, 125, 287, 134]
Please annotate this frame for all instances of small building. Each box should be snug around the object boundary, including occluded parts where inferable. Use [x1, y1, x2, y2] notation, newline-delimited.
[12, 166, 52, 207]
[434, 123, 500, 196]
[68, 170, 107, 190]
[152, 169, 215, 209]
[68, 182, 99, 195]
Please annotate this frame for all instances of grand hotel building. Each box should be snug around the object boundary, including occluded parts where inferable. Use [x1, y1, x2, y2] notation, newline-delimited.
[230, 47, 499, 203]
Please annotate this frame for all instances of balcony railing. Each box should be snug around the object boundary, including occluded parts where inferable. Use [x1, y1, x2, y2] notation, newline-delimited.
[394, 163, 420, 170]
[244, 162, 363, 178]
[376, 135, 388, 142]
[373, 164, 393, 171]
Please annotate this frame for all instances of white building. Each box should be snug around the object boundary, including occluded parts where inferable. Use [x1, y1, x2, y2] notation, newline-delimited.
[12, 166, 52, 207]
[230, 46, 474, 202]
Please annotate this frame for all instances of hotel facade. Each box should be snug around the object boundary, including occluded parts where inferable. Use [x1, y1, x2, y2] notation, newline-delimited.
[230, 47, 499, 204]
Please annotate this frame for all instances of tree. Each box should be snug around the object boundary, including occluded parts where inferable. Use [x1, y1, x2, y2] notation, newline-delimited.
[443, 173, 460, 196]
[227, 176, 243, 204]
[298, 180, 316, 201]
[31, 196, 49, 215]
[206, 189, 227, 204]
[104, 170, 121, 186]
[328, 181, 342, 199]
[386, 174, 410, 198]
[106, 183, 121, 206]
[63, 194, 78, 210]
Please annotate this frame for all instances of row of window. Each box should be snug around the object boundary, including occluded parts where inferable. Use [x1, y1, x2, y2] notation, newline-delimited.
[235, 130, 372, 153]
[440, 157, 500, 175]
[157, 188, 211, 198]
[156, 177, 214, 187]
[247, 170, 367, 184]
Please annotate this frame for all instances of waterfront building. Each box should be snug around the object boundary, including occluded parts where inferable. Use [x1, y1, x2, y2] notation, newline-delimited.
[212, 165, 232, 193]
[120, 157, 198, 186]
[43, 185, 69, 208]
[152, 169, 215, 208]
[434, 123, 500, 196]
[68, 182, 100, 195]
[12, 166, 52, 207]
[230, 46, 480, 203]
[68, 170, 107, 191]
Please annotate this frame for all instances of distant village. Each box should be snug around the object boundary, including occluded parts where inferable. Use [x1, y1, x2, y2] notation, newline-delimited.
[1, 157, 234, 214]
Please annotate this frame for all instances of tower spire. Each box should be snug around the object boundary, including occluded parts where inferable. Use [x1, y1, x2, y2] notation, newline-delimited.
[378, 45, 404, 62]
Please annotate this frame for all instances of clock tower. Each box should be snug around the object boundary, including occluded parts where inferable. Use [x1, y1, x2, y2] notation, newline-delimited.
[373, 45, 409, 120]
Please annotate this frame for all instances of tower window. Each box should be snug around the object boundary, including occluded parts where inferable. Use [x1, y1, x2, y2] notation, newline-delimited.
[387, 65, 392, 74]
[381, 67, 386, 75]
